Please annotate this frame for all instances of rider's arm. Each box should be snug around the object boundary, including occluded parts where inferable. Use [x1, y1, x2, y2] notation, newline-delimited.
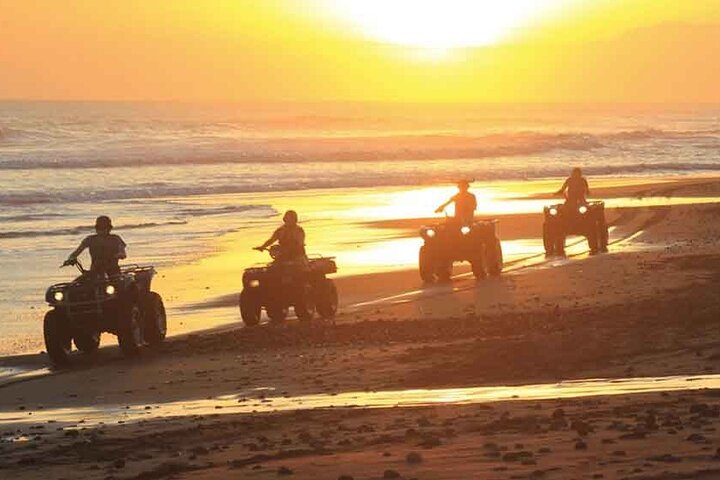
[584, 178, 590, 197]
[255, 228, 280, 251]
[116, 236, 127, 259]
[298, 228, 306, 247]
[556, 178, 569, 195]
[435, 196, 454, 213]
[66, 237, 89, 263]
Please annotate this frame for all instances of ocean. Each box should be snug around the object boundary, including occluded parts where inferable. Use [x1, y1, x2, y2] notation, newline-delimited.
[1, 101, 719, 356]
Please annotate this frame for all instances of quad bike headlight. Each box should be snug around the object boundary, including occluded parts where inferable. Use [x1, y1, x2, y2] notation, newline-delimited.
[105, 285, 116, 296]
[53, 291, 64, 302]
[578, 205, 588, 215]
[460, 226, 471, 235]
[549, 208, 558, 216]
[425, 228, 436, 238]
[249, 279, 260, 288]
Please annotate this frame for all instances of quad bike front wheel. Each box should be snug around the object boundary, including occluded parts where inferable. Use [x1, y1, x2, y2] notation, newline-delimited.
[315, 278, 338, 319]
[118, 302, 143, 356]
[266, 302, 288, 323]
[435, 262, 452, 283]
[73, 330, 100, 354]
[143, 291, 167, 346]
[542, 222, 555, 256]
[44, 310, 72, 366]
[239, 289, 261, 326]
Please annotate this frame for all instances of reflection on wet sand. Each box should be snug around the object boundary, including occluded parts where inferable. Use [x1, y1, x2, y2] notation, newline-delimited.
[3, 374, 719, 429]
[153, 179, 720, 337]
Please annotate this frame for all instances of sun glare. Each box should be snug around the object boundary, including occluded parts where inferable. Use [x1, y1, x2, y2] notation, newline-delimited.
[327, 0, 566, 49]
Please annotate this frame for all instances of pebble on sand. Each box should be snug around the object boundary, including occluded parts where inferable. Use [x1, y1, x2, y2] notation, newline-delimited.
[406, 451, 423, 464]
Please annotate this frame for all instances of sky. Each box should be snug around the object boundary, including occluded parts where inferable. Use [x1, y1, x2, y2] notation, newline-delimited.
[1, 0, 719, 103]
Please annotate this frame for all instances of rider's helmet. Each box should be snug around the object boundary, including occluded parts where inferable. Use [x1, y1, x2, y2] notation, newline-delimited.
[457, 179, 471, 191]
[95, 215, 113, 233]
[283, 210, 299, 225]
[572, 167, 582, 177]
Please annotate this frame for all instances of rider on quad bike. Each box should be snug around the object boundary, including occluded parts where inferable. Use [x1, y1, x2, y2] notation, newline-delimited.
[419, 181, 503, 282]
[435, 180, 477, 225]
[556, 167, 590, 207]
[543, 167, 608, 256]
[254, 210, 307, 264]
[241, 210, 338, 325]
[64, 215, 127, 275]
[45, 215, 167, 365]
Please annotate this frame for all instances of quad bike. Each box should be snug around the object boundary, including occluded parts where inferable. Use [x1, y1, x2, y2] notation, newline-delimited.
[43, 259, 167, 366]
[239, 245, 338, 326]
[543, 201, 609, 256]
[418, 216, 503, 283]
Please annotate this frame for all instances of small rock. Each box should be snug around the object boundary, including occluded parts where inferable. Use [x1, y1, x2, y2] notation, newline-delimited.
[277, 466, 293, 475]
[383, 470, 401, 479]
[417, 435, 441, 449]
[406, 452, 423, 464]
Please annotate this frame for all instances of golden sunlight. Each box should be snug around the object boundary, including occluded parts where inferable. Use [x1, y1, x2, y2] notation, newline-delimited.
[326, 0, 568, 49]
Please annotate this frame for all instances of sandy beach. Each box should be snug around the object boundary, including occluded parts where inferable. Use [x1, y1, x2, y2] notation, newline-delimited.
[4, 1, 720, 478]
[0, 175, 718, 479]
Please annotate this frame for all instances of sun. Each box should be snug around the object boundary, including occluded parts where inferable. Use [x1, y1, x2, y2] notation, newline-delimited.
[326, 0, 566, 49]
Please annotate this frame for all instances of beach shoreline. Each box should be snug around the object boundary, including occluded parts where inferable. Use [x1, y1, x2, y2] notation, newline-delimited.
[0, 175, 719, 479]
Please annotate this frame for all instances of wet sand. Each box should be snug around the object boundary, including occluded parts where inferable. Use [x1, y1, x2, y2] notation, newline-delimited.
[1, 176, 720, 479]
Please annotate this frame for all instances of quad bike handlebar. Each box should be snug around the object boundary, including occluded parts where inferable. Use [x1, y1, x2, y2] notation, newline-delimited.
[61, 258, 87, 274]
[253, 244, 282, 260]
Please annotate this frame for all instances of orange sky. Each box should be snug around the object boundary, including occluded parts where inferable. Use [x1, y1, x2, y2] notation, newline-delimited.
[1, 0, 719, 103]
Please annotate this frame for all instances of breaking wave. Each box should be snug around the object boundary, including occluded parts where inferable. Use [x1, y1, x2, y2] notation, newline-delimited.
[0, 128, 718, 170]
[0, 221, 189, 240]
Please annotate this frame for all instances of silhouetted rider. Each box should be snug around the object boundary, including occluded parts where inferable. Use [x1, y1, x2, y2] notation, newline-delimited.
[254, 210, 307, 263]
[556, 167, 590, 207]
[435, 180, 477, 225]
[64, 215, 127, 276]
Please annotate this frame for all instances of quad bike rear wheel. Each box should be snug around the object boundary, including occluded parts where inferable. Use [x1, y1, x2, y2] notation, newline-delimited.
[587, 226, 599, 255]
[599, 221, 609, 253]
[418, 246, 435, 283]
[239, 289, 261, 326]
[315, 278, 338, 319]
[295, 285, 315, 321]
[143, 292, 167, 346]
[554, 229, 566, 257]
[486, 238, 503, 276]
[471, 256, 486, 280]
[118, 302, 143, 356]
[73, 330, 100, 354]
[44, 310, 72, 366]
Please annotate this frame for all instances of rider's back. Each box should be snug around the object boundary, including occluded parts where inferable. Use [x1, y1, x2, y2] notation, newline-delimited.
[564, 175, 589, 205]
[275, 224, 306, 261]
[83, 233, 126, 274]
[452, 191, 477, 224]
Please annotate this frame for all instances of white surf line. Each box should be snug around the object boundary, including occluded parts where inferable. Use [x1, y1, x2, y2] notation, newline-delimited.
[2, 373, 719, 428]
